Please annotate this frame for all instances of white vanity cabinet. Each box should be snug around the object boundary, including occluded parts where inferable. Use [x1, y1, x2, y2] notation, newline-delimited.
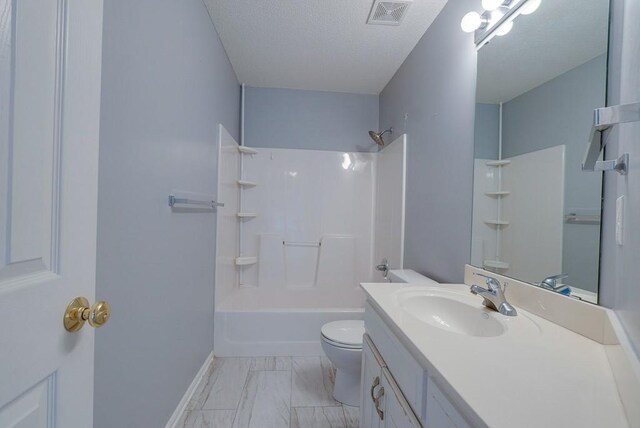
[361, 334, 421, 428]
[380, 367, 423, 427]
[425, 378, 472, 428]
[361, 302, 472, 428]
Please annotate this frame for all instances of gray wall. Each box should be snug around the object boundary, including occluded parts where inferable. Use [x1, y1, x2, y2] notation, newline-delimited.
[95, 0, 240, 426]
[600, 0, 640, 356]
[379, 0, 477, 283]
[474, 103, 500, 159]
[500, 55, 607, 293]
[245, 87, 379, 152]
[502, 55, 606, 158]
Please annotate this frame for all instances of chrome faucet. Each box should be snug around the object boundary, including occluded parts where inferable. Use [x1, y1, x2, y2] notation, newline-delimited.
[470, 273, 517, 317]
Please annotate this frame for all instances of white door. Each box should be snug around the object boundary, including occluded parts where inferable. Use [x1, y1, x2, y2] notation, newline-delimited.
[373, 134, 406, 277]
[0, 1, 104, 427]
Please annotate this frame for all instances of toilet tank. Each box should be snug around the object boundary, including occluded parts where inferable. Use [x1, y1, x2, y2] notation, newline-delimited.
[387, 269, 439, 285]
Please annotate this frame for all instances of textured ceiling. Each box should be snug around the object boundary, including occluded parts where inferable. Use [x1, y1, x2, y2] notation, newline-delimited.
[477, 0, 609, 104]
[204, 0, 448, 95]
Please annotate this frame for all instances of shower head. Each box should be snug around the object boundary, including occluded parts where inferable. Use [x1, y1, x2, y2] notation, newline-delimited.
[368, 128, 393, 146]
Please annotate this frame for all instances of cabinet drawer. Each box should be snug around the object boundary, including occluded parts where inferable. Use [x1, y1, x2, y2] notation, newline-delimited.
[365, 301, 428, 423]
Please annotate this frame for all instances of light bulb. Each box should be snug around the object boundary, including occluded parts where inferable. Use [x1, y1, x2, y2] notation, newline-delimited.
[461, 11, 483, 33]
[490, 9, 504, 26]
[482, 0, 504, 11]
[520, 0, 541, 15]
[495, 20, 513, 36]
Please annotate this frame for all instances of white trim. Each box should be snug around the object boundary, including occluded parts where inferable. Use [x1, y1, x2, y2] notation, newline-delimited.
[399, 135, 407, 269]
[239, 84, 245, 287]
[165, 351, 215, 428]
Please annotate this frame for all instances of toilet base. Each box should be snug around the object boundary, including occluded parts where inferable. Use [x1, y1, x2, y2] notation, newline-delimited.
[333, 368, 361, 407]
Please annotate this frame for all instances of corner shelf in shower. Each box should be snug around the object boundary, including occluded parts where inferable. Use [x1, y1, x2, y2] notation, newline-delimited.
[484, 191, 511, 197]
[237, 180, 257, 187]
[484, 219, 510, 226]
[483, 260, 510, 270]
[235, 256, 258, 266]
[238, 146, 258, 155]
[485, 160, 511, 167]
[237, 212, 257, 219]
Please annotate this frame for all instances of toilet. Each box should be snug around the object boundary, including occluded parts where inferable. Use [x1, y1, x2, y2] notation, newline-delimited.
[320, 269, 435, 407]
[320, 319, 365, 407]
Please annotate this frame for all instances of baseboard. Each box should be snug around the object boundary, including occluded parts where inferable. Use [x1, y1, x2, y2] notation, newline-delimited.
[165, 351, 215, 428]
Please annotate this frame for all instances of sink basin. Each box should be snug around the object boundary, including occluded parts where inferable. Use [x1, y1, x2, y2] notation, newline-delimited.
[396, 289, 506, 337]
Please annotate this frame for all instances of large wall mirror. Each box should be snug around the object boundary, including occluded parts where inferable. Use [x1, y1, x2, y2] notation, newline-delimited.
[471, 0, 610, 304]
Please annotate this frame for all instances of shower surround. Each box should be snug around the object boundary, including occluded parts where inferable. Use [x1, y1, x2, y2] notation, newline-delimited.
[238, 148, 375, 295]
[215, 128, 381, 355]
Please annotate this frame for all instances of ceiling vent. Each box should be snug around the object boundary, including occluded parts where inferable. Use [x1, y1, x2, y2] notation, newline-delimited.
[367, 0, 413, 26]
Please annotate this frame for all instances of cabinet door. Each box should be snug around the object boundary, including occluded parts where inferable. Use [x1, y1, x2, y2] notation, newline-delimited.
[361, 334, 385, 428]
[381, 368, 422, 428]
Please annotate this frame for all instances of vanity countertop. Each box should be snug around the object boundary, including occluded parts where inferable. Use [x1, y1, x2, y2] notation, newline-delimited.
[361, 282, 628, 428]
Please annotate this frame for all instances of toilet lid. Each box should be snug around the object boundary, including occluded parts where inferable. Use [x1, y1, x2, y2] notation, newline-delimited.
[321, 320, 364, 347]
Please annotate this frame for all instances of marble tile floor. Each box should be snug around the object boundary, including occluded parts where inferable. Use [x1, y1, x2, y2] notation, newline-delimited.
[177, 356, 359, 428]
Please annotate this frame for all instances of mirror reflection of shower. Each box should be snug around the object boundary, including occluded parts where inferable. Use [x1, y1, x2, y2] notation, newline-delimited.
[369, 127, 393, 146]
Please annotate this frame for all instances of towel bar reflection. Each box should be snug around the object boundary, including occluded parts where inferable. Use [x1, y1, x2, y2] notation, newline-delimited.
[283, 241, 321, 247]
[168, 195, 224, 208]
[564, 213, 601, 225]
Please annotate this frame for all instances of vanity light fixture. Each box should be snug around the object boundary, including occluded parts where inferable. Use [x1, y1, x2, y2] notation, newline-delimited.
[492, 10, 513, 36]
[495, 20, 513, 36]
[461, 0, 541, 48]
[460, 11, 487, 33]
[481, 0, 507, 11]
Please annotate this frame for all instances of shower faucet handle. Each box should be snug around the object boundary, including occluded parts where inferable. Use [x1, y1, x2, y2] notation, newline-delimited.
[376, 258, 389, 278]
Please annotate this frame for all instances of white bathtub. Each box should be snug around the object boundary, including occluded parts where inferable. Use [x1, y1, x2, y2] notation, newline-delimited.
[214, 308, 364, 356]
[212, 271, 434, 357]
[214, 284, 368, 356]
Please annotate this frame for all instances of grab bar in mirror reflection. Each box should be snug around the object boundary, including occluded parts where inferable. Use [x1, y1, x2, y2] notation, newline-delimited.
[582, 102, 639, 174]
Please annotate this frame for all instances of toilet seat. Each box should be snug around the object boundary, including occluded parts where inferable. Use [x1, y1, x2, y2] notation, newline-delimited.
[321, 320, 364, 349]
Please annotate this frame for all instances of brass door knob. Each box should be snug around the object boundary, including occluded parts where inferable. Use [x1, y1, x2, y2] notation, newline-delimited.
[64, 297, 111, 332]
